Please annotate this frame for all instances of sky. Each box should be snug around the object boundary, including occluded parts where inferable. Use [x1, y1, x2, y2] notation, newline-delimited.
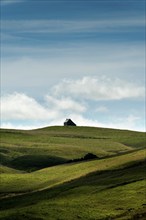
[0, 0, 145, 131]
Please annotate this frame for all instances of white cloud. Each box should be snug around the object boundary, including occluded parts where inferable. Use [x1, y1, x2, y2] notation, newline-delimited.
[53, 76, 144, 101]
[45, 95, 86, 113]
[1, 93, 58, 120]
[1, 88, 145, 131]
[0, 92, 86, 122]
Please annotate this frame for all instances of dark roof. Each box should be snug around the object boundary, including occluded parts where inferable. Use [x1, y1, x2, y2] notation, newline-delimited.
[64, 119, 76, 126]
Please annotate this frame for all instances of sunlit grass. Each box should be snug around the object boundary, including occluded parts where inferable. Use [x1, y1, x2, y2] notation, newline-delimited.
[0, 149, 145, 194]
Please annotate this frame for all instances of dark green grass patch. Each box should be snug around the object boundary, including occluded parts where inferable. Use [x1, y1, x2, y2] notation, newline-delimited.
[10, 155, 68, 172]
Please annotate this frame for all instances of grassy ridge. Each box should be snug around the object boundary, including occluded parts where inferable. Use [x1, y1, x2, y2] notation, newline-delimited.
[0, 126, 145, 172]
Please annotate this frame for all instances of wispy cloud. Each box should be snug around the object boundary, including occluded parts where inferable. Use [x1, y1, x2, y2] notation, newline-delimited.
[1, 17, 145, 34]
[1, 0, 25, 5]
[1, 42, 145, 97]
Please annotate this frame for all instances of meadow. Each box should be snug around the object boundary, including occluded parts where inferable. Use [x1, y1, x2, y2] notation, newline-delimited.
[0, 126, 146, 219]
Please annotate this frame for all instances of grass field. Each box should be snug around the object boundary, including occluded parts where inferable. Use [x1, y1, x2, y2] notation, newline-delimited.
[0, 126, 146, 219]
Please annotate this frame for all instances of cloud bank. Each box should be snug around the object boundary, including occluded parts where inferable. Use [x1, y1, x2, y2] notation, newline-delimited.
[53, 77, 144, 100]
[1, 76, 145, 131]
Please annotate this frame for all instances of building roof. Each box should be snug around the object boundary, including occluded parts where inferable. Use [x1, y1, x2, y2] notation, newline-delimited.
[64, 118, 70, 123]
[64, 118, 76, 126]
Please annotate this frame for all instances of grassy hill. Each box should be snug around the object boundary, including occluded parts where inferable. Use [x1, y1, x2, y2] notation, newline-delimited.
[0, 126, 146, 219]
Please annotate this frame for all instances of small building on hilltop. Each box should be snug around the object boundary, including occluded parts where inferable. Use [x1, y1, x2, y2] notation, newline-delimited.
[64, 119, 76, 126]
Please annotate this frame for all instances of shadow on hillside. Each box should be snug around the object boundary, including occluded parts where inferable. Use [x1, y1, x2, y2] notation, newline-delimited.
[0, 153, 99, 172]
[0, 159, 145, 211]
[9, 155, 68, 172]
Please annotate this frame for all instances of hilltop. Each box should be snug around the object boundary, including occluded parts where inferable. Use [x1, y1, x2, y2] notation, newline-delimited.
[0, 126, 145, 172]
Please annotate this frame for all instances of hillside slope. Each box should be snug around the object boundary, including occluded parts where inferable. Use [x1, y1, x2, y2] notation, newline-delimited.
[0, 126, 146, 219]
[0, 150, 145, 220]
[0, 126, 145, 172]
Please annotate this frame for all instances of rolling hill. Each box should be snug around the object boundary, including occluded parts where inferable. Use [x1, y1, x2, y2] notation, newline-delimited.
[0, 126, 146, 220]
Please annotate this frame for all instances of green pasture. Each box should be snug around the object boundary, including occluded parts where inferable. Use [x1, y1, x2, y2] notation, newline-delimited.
[0, 126, 146, 219]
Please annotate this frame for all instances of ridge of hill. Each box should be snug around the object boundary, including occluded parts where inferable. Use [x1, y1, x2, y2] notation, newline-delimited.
[0, 126, 145, 172]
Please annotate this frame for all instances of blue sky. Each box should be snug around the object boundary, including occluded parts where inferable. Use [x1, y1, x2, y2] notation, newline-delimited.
[1, 0, 145, 131]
